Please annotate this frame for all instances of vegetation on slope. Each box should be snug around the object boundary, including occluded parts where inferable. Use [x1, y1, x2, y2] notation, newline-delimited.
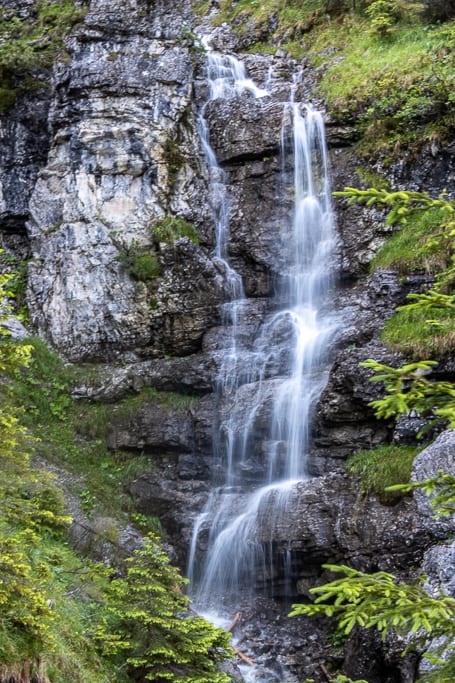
[346, 444, 420, 503]
[334, 187, 455, 445]
[0, 0, 87, 111]
[0, 273, 233, 682]
[1, 1, 454, 680]
[194, 0, 455, 157]
[323, 189, 455, 680]
[337, 187, 455, 357]
[9, 334, 200, 528]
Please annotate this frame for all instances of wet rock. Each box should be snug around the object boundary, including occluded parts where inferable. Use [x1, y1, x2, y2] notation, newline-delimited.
[242, 470, 435, 592]
[309, 341, 401, 472]
[71, 354, 220, 401]
[205, 98, 282, 164]
[342, 627, 418, 683]
[333, 268, 407, 347]
[422, 540, 455, 598]
[129, 457, 210, 561]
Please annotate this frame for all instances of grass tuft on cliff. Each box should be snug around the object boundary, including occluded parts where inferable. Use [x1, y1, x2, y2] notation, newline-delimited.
[382, 305, 455, 358]
[347, 444, 421, 503]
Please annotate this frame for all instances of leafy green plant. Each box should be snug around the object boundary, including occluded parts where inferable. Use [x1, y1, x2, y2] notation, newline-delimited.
[11, 336, 74, 427]
[0, 274, 110, 680]
[131, 512, 162, 535]
[152, 216, 200, 246]
[334, 186, 454, 231]
[0, 252, 29, 319]
[79, 488, 97, 519]
[114, 240, 162, 282]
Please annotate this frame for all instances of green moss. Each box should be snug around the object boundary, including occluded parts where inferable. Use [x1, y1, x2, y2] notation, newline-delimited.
[347, 444, 421, 504]
[192, 0, 211, 18]
[164, 137, 186, 189]
[115, 241, 162, 282]
[118, 386, 198, 415]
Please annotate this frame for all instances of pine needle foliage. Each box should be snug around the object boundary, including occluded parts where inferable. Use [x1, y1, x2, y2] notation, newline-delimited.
[290, 564, 455, 681]
[386, 470, 455, 517]
[290, 478, 455, 682]
[359, 358, 455, 432]
[290, 564, 455, 639]
[93, 535, 233, 683]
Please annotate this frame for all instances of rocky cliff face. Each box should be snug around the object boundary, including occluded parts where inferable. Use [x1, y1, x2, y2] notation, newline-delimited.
[23, 0, 226, 360]
[1, 2, 454, 682]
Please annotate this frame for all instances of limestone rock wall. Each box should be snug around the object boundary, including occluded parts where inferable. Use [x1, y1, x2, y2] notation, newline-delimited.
[24, 0, 220, 360]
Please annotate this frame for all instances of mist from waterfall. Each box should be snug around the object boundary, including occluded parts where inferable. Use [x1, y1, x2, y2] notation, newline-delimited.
[188, 47, 338, 612]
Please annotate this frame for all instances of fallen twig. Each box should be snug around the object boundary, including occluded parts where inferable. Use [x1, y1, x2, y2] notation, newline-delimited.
[233, 646, 255, 667]
[228, 611, 241, 633]
[320, 662, 333, 680]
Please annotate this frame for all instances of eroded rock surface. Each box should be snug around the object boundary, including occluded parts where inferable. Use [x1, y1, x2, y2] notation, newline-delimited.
[25, 0, 218, 360]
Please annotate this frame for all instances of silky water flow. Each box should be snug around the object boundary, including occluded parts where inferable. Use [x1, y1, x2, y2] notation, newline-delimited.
[188, 47, 339, 628]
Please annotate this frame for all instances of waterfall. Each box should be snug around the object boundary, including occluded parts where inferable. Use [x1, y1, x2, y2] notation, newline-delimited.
[188, 47, 338, 613]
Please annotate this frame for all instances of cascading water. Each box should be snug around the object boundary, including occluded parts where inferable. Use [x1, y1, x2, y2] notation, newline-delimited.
[188, 46, 338, 619]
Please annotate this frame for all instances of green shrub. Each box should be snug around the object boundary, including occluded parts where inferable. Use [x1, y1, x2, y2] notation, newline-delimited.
[153, 216, 200, 245]
[115, 241, 162, 282]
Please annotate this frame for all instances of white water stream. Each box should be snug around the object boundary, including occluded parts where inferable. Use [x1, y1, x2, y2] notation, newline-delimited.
[188, 46, 338, 662]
